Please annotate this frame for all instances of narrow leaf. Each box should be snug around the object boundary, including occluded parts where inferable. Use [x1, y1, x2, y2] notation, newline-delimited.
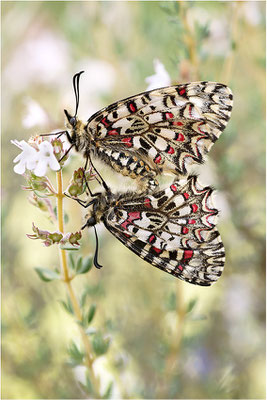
[34, 267, 60, 282]
[76, 256, 92, 275]
[76, 256, 83, 273]
[103, 381, 113, 399]
[59, 296, 74, 315]
[186, 298, 198, 314]
[92, 332, 110, 356]
[68, 341, 84, 365]
[68, 253, 76, 270]
[87, 304, 97, 324]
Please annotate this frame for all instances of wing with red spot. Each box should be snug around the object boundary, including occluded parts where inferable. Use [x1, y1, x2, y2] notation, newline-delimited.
[103, 175, 225, 286]
[87, 82, 233, 180]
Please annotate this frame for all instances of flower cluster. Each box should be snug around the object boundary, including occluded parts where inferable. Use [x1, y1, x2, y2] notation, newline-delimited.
[12, 138, 61, 177]
[27, 223, 82, 248]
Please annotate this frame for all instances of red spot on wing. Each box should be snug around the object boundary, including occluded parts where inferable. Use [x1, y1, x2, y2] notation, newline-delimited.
[123, 232, 131, 238]
[149, 234, 156, 243]
[192, 204, 198, 213]
[122, 137, 133, 147]
[108, 129, 119, 136]
[184, 250, 193, 260]
[121, 211, 141, 232]
[154, 155, 162, 164]
[101, 117, 109, 126]
[170, 184, 178, 192]
[129, 103, 136, 112]
[127, 211, 141, 222]
[166, 112, 174, 119]
[179, 88, 186, 96]
[188, 219, 196, 225]
[121, 221, 129, 230]
[182, 227, 189, 234]
[144, 198, 152, 208]
[172, 121, 183, 126]
[183, 192, 189, 200]
[152, 246, 162, 254]
[167, 146, 175, 154]
[176, 133, 185, 141]
[178, 265, 183, 271]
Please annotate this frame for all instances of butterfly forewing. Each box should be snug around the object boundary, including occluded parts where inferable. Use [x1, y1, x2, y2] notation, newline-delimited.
[100, 176, 225, 286]
[85, 82, 233, 190]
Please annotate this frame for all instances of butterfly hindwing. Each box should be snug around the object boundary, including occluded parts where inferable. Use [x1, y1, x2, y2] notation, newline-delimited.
[84, 82, 233, 191]
[100, 176, 225, 286]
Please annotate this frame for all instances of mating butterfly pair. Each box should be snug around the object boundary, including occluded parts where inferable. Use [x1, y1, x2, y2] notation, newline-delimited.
[61, 73, 233, 285]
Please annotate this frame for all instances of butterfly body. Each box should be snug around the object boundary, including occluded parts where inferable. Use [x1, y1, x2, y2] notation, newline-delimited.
[64, 81, 233, 192]
[84, 175, 225, 286]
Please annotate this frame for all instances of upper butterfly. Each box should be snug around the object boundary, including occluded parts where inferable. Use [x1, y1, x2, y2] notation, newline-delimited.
[63, 72, 233, 192]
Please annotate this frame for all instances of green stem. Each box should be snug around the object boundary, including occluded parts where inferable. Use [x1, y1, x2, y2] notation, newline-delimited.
[56, 171, 101, 398]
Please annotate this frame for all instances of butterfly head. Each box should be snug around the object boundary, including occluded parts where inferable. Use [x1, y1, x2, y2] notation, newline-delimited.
[83, 192, 115, 229]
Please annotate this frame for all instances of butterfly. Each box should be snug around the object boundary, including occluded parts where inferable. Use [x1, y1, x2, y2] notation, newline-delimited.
[83, 175, 225, 286]
[62, 72, 233, 193]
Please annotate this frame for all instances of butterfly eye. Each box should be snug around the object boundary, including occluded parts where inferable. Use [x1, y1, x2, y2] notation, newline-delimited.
[69, 117, 77, 127]
[86, 216, 96, 226]
[64, 109, 76, 127]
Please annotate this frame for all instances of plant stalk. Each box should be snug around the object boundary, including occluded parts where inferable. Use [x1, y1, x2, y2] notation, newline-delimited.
[56, 170, 101, 398]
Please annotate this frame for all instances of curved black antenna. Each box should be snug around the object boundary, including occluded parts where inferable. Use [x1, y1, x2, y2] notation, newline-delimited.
[73, 71, 84, 117]
[93, 226, 103, 269]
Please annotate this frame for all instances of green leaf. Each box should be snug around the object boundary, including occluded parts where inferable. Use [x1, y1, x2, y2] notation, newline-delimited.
[92, 332, 110, 356]
[76, 256, 93, 275]
[34, 267, 60, 282]
[87, 304, 97, 324]
[165, 291, 176, 311]
[59, 296, 74, 315]
[103, 381, 113, 399]
[76, 256, 83, 273]
[186, 298, 198, 314]
[80, 291, 87, 308]
[85, 373, 94, 394]
[64, 212, 69, 224]
[68, 253, 75, 270]
[68, 341, 84, 365]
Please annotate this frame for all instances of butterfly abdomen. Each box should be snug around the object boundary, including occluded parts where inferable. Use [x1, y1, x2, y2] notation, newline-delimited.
[94, 145, 159, 192]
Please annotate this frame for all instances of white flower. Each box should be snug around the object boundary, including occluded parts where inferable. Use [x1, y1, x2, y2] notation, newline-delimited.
[32, 141, 60, 177]
[12, 140, 38, 174]
[145, 59, 171, 90]
[12, 140, 60, 176]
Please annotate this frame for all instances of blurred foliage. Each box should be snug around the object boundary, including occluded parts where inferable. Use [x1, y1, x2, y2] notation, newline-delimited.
[2, 1, 265, 399]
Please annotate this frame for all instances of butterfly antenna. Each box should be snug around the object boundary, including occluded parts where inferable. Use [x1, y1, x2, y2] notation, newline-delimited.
[73, 71, 84, 117]
[88, 152, 110, 193]
[93, 226, 103, 269]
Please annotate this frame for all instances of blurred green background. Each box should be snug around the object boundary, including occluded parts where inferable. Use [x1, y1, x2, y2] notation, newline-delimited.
[2, 1, 265, 399]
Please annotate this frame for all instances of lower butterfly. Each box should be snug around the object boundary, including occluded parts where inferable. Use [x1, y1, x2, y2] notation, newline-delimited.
[53, 72, 233, 193]
[83, 175, 225, 286]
